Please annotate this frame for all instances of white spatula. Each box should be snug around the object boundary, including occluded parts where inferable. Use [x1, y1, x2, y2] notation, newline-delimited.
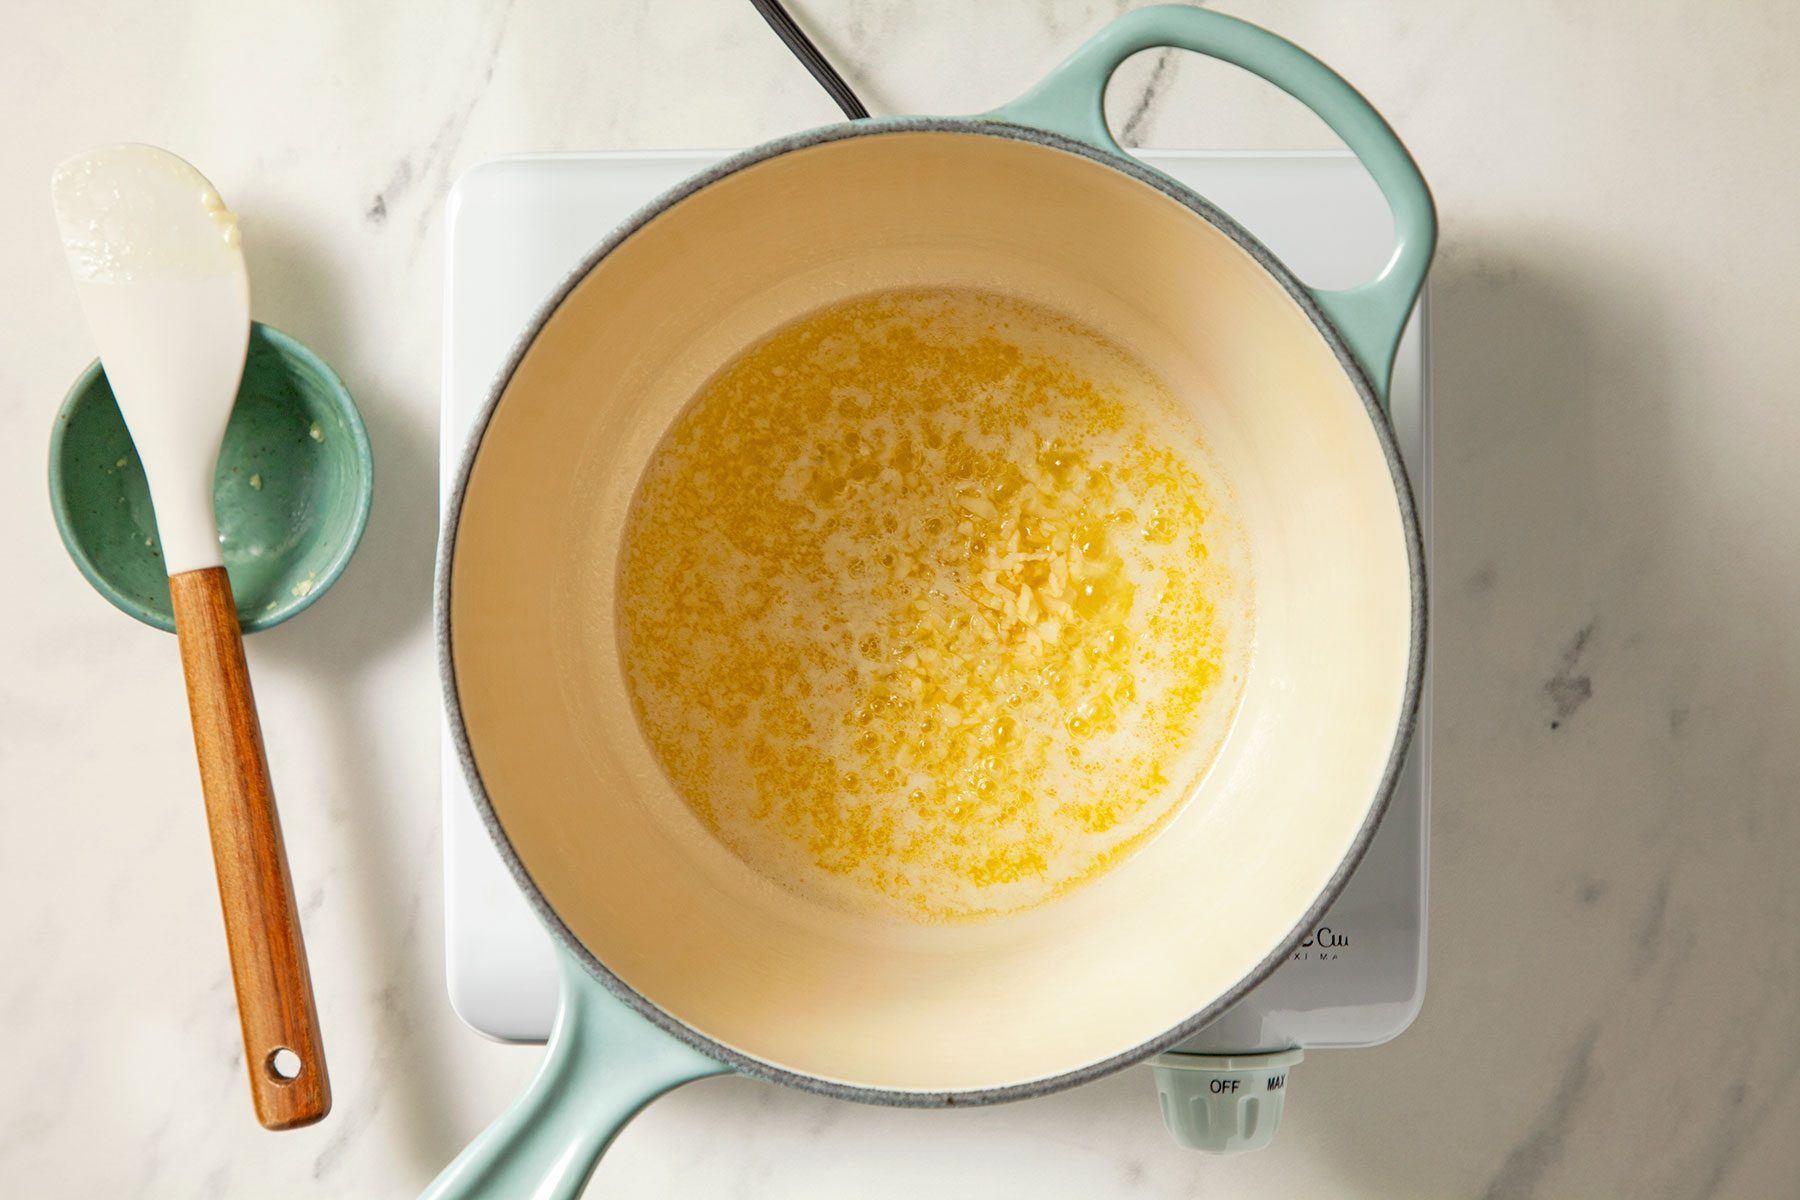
[52, 144, 330, 1130]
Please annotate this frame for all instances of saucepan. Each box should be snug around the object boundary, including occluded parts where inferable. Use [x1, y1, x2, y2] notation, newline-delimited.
[428, 6, 1434, 1196]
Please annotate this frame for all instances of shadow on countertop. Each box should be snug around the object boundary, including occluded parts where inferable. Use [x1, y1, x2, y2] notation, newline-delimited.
[242, 215, 470, 1184]
[1206, 227, 1797, 1198]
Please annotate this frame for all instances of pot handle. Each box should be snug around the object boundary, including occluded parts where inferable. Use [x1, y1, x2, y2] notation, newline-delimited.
[420, 943, 731, 1200]
[984, 3, 1436, 405]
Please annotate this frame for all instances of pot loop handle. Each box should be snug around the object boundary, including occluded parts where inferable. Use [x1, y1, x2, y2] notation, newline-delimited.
[419, 942, 730, 1200]
[983, 4, 1436, 407]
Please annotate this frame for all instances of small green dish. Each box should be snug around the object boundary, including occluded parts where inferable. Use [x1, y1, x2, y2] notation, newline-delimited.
[48, 322, 373, 633]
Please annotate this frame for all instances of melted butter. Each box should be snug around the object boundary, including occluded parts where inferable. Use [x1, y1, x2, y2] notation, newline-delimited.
[618, 288, 1249, 921]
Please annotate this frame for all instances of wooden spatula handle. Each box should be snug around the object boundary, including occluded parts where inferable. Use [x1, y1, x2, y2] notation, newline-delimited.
[169, 566, 331, 1130]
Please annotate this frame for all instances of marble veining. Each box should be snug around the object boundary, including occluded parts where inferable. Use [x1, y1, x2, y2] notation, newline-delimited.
[1478, 1023, 1600, 1200]
[3, 1, 1799, 1197]
[1544, 619, 1596, 729]
[366, 0, 522, 259]
[1117, 48, 1177, 147]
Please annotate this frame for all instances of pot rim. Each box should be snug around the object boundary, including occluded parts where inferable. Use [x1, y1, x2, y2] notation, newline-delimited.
[435, 116, 1428, 1107]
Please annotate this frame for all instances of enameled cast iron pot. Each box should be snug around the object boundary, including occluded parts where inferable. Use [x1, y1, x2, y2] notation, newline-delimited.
[427, 7, 1435, 1195]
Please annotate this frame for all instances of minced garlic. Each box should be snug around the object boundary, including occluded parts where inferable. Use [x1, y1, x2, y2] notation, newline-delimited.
[619, 288, 1247, 920]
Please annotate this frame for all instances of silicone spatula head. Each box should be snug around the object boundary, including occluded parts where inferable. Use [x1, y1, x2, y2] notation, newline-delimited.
[51, 144, 250, 575]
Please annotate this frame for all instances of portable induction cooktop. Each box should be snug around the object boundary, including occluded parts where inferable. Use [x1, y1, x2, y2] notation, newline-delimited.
[440, 148, 1429, 1154]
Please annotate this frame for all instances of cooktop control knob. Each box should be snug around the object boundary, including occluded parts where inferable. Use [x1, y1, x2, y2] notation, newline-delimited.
[1150, 1048, 1304, 1154]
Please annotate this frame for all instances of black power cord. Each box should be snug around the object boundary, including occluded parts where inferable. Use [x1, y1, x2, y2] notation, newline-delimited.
[747, 0, 870, 120]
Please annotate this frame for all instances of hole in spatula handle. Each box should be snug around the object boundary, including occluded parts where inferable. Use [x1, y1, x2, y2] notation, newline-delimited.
[266, 1047, 303, 1083]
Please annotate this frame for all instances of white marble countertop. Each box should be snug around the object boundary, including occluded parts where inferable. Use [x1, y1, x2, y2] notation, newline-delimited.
[4, 1, 1799, 1196]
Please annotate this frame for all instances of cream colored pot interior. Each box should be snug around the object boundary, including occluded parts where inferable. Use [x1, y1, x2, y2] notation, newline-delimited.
[449, 130, 1414, 1093]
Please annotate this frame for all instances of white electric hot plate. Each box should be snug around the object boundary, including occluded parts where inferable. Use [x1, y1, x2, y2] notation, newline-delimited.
[440, 149, 1429, 1151]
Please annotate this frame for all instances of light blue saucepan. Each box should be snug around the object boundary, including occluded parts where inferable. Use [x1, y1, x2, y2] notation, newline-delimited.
[429, 6, 1435, 1195]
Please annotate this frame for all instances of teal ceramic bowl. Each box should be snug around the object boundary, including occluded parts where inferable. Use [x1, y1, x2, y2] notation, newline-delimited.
[49, 322, 373, 632]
